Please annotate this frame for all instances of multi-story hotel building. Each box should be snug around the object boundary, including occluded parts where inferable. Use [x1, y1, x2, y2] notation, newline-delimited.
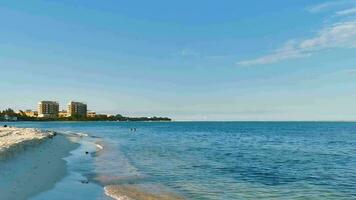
[67, 101, 87, 118]
[38, 101, 59, 118]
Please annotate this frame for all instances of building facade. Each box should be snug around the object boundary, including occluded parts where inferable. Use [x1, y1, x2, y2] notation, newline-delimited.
[24, 110, 38, 117]
[38, 101, 59, 118]
[67, 101, 87, 118]
[58, 110, 68, 118]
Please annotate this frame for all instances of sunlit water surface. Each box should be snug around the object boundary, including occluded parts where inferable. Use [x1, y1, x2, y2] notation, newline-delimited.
[3, 122, 356, 199]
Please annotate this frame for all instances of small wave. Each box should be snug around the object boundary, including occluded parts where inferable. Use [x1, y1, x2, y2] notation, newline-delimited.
[96, 144, 104, 150]
[60, 131, 89, 137]
[61, 131, 103, 139]
[72, 132, 89, 137]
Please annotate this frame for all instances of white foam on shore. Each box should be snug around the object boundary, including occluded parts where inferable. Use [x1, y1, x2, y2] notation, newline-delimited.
[96, 144, 104, 150]
[61, 131, 89, 137]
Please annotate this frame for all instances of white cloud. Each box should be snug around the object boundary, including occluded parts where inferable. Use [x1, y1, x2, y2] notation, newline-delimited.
[336, 7, 356, 15]
[307, 0, 356, 13]
[238, 21, 356, 66]
[237, 41, 311, 66]
[299, 21, 356, 49]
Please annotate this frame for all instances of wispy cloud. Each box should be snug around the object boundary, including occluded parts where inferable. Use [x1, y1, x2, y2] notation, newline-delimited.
[238, 41, 311, 66]
[238, 19, 356, 66]
[336, 7, 356, 15]
[299, 21, 356, 49]
[306, 0, 356, 13]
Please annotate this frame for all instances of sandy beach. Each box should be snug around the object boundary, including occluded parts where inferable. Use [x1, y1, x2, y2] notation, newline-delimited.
[0, 127, 55, 156]
[0, 126, 79, 200]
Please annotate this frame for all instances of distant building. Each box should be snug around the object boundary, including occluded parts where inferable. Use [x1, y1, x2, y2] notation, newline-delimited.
[24, 110, 38, 117]
[38, 101, 59, 118]
[87, 111, 96, 118]
[67, 101, 87, 118]
[58, 110, 68, 118]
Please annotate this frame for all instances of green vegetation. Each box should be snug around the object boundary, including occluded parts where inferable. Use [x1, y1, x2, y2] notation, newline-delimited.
[0, 108, 172, 122]
[58, 114, 172, 122]
[0, 109, 35, 121]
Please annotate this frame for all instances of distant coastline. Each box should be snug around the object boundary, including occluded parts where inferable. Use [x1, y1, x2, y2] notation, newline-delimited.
[0, 108, 172, 122]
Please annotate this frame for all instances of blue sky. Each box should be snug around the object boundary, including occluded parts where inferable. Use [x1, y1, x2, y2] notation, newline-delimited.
[1, 0, 356, 121]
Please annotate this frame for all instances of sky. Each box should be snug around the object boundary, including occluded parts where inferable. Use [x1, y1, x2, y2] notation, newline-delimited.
[1, 0, 356, 121]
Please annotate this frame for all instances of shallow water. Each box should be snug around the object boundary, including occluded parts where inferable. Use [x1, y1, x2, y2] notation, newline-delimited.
[2, 122, 356, 199]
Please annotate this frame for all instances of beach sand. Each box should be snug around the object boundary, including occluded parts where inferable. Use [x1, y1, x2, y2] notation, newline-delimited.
[104, 185, 184, 200]
[0, 127, 54, 156]
[0, 127, 79, 200]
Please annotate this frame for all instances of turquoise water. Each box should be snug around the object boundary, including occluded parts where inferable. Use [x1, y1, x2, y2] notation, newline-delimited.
[2, 122, 356, 199]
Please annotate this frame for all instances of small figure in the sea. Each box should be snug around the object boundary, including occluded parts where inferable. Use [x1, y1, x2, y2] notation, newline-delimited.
[85, 151, 89, 155]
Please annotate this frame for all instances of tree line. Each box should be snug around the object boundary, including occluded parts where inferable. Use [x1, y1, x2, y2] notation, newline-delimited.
[0, 108, 172, 122]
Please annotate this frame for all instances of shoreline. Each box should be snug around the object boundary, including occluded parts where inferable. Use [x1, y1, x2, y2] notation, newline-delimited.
[0, 126, 184, 200]
[92, 139, 185, 200]
[104, 185, 184, 200]
[0, 127, 80, 200]
[0, 127, 55, 158]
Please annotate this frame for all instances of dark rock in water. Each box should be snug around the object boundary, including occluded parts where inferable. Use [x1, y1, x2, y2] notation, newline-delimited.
[48, 132, 57, 139]
[80, 180, 89, 184]
[3, 125, 7, 127]
[85, 151, 89, 155]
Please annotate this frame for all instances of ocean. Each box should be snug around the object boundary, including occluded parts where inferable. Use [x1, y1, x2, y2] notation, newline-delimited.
[1, 122, 356, 199]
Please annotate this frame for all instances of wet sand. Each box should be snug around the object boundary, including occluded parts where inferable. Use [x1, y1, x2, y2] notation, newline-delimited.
[104, 185, 184, 200]
[0, 127, 79, 200]
[93, 140, 184, 200]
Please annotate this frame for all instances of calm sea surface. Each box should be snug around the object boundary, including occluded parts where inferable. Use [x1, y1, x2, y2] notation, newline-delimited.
[4, 122, 356, 199]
